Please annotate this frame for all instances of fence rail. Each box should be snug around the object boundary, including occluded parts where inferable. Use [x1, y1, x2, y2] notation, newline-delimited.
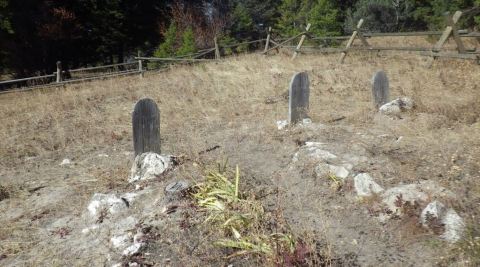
[1, 8, 479, 94]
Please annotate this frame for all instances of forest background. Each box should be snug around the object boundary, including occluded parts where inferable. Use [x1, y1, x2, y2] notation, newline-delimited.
[1, 0, 479, 77]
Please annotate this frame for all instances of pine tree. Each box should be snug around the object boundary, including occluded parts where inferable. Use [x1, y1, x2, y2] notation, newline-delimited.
[177, 27, 197, 56]
[276, 0, 305, 36]
[308, 0, 342, 36]
[0, 0, 12, 33]
[154, 22, 178, 58]
[230, 3, 255, 40]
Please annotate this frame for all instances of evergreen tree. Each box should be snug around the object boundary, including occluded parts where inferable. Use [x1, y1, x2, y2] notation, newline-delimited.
[0, 0, 12, 33]
[276, 0, 305, 36]
[177, 27, 197, 56]
[154, 22, 178, 58]
[230, 3, 254, 40]
[308, 0, 342, 36]
[277, 0, 341, 36]
[345, 0, 398, 32]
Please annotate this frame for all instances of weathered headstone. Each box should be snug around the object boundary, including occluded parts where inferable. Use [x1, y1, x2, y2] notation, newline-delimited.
[372, 70, 390, 108]
[132, 98, 161, 156]
[288, 72, 310, 124]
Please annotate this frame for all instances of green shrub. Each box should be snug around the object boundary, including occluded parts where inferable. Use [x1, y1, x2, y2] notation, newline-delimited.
[154, 22, 177, 59]
[176, 27, 196, 57]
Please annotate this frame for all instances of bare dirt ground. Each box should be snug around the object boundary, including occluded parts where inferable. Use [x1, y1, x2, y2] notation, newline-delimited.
[1, 42, 479, 266]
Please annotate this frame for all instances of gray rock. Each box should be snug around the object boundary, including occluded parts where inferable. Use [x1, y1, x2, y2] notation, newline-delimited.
[379, 97, 414, 116]
[87, 193, 128, 218]
[130, 152, 171, 183]
[354, 173, 384, 197]
[381, 181, 454, 215]
[165, 181, 190, 202]
[420, 200, 465, 242]
[276, 120, 288, 130]
[292, 142, 337, 164]
[60, 158, 72, 166]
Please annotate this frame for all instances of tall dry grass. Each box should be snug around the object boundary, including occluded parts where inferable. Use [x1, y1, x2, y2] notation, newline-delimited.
[0, 48, 478, 170]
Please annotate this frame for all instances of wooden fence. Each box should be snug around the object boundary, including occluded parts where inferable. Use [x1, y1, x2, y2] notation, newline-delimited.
[1, 9, 479, 94]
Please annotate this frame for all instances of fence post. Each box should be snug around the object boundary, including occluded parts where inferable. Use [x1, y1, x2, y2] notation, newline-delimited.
[56, 61, 62, 83]
[428, 11, 463, 67]
[264, 27, 272, 53]
[339, 19, 364, 64]
[138, 51, 144, 78]
[292, 23, 311, 60]
[214, 36, 221, 60]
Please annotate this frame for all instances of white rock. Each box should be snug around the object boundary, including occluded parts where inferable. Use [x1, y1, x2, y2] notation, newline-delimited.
[381, 181, 454, 215]
[305, 146, 337, 161]
[315, 163, 349, 179]
[441, 209, 465, 242]
[121, 192, 139, 203]
[379, 102, 401, 116]
[87, 193, 128, 218]
[292, 143, 337, 165]
[133, 231, 145, 244]
[354, 173, 384, 197]
[329, 165, 349, 179]
[130, 153, 171, 183]
[305, 142, 327, 147]
[420, 201, 465, 242]
[60, 158, 72, 166]
[301, 118, 312, 124]
[342, 163, 354, 171]
[122, 242, 143, 256]
[292, 152, 299, 163]
[421, 200, 446, 226]
[398, 97, 414, 109]
[276, 120, 288, 130]
[81, 224, 99, 234]
[111, 234, 131, 248]
[98, 154, 109, 158]
[379, 97, 414, 116]
[113, 216, 138, 233]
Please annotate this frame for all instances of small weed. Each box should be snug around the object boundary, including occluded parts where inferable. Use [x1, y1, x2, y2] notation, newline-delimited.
[192, 163, 319, 265]
[327, 174, 343, 191]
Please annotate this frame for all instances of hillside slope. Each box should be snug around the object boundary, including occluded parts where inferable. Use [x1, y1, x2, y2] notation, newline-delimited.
[0, 51, 479, 266]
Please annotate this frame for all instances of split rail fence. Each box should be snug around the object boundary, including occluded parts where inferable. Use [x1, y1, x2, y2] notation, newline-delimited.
[1, 9, 479, 94]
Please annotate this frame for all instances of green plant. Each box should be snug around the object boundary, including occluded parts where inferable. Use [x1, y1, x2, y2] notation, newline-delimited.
[154, 22, 177, 59]
[176, 27, 196, 57]
[192, 163, 313, 263]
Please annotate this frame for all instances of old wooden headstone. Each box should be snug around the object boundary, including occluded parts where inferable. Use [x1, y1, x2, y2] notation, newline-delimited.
[372, 70, 389, 108]
[288, 72, 310, 124]
[132, 98, 161, 156]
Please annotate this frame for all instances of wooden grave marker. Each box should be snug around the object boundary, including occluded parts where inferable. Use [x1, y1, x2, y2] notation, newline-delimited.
[132, 98, 161, 156]
[372, 70, 389, 108]
[288, 72, 310, 124]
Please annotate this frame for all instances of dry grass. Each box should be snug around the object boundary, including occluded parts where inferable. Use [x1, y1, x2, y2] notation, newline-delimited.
[1, 52, 478, 167]
[0, 38, 479, 265]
